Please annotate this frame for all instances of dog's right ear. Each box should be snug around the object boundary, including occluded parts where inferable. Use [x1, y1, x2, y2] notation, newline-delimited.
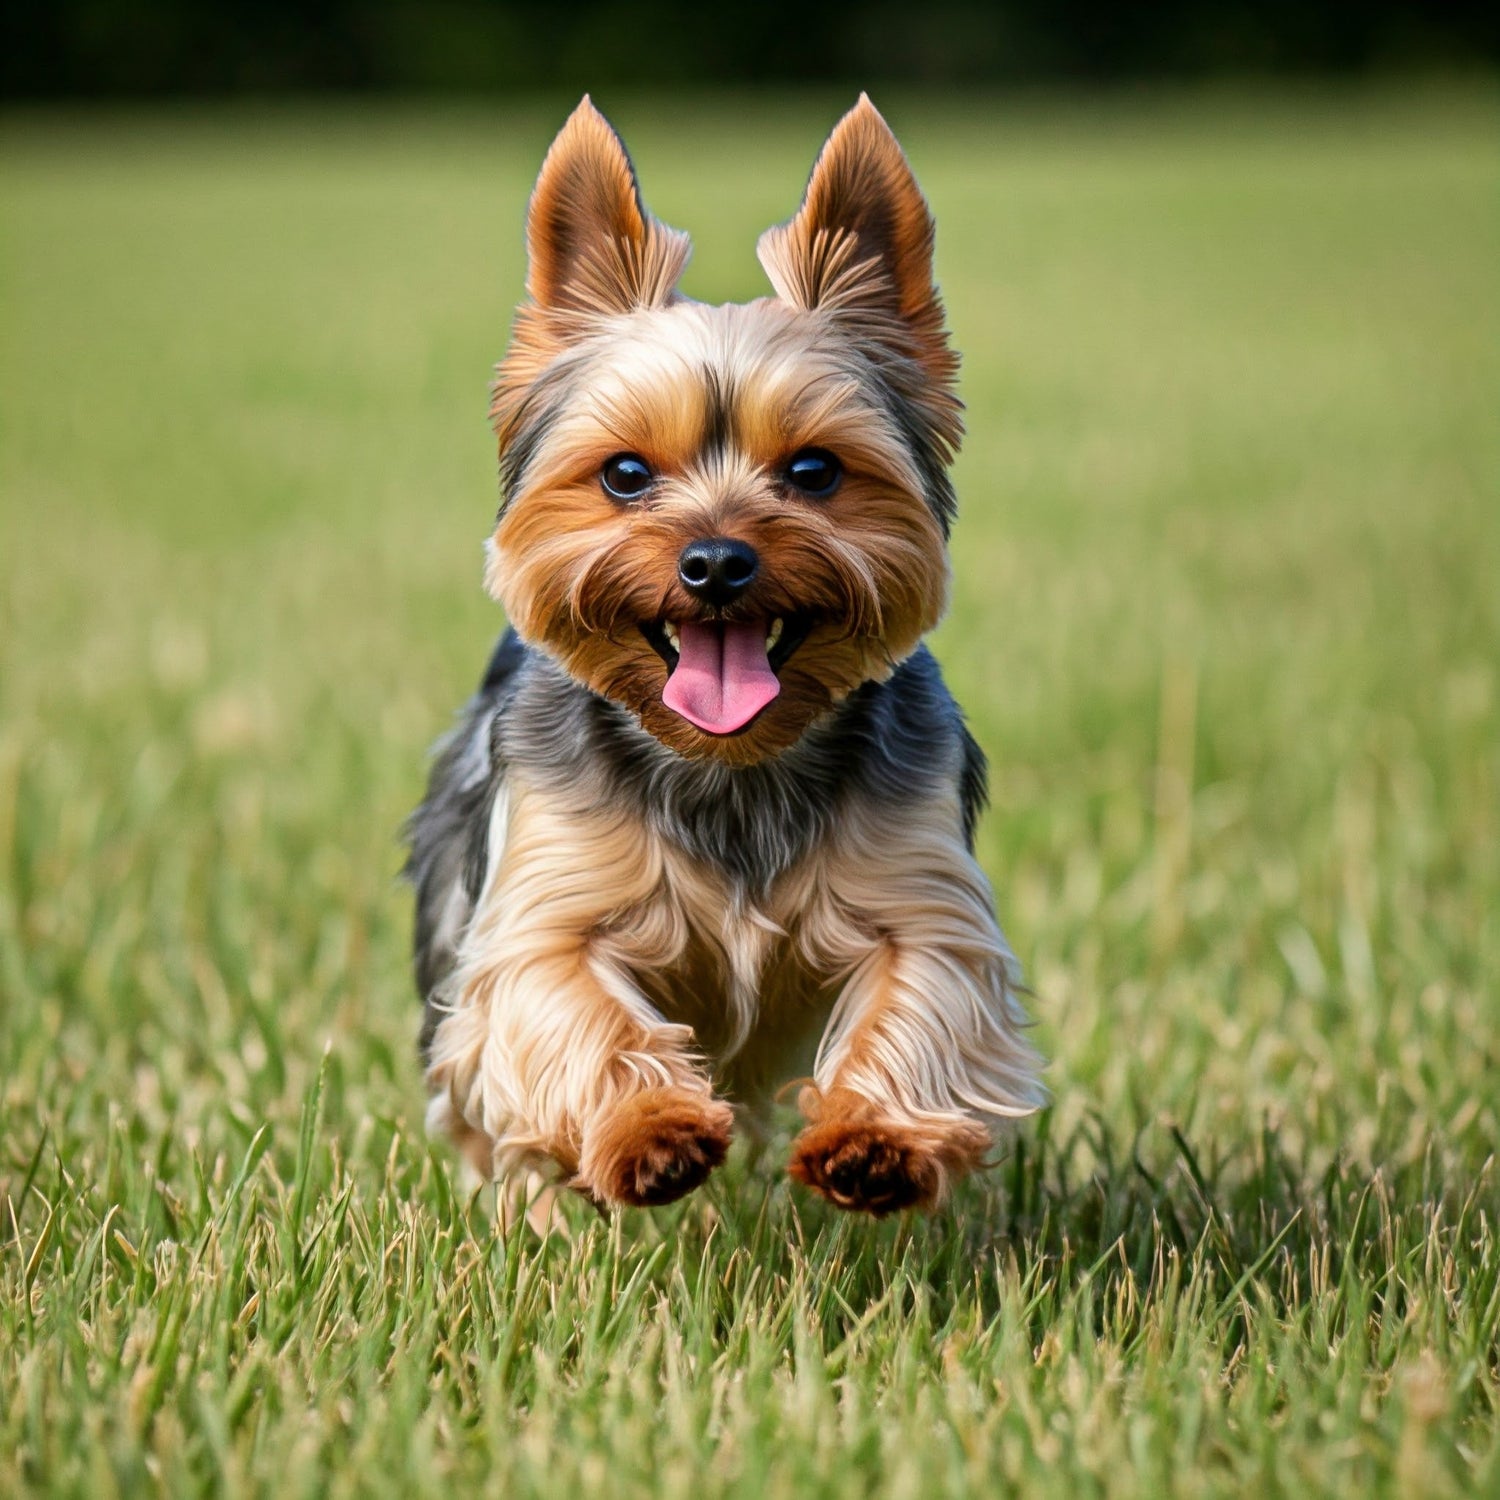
[525, 97, 690, 315]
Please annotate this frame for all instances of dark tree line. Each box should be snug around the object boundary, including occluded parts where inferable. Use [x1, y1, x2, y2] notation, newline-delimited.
[5, 0, 1496, 98]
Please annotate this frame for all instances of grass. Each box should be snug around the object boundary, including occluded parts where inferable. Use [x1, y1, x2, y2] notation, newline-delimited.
[1, 84, 1498, 1497]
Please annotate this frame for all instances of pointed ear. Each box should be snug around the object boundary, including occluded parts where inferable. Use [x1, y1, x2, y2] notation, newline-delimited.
[758, 95, 960, 446]
[525, 96, 689, 314]
[758, 94, 939, 323]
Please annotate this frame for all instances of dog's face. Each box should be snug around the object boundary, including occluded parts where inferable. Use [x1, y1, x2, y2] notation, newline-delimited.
[486, 96, 963, 766]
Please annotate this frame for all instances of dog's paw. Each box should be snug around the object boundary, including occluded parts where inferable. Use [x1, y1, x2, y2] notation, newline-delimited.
[578, 1088, 734, 1208]
[788, 1090, 990, 1215]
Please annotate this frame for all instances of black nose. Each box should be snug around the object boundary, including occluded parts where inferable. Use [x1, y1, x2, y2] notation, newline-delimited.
[677, 537, 759, 606]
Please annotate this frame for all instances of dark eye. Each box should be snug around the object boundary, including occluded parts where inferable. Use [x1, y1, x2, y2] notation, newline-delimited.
[785, 448, 841, 498]
[601, 453, 653, 501]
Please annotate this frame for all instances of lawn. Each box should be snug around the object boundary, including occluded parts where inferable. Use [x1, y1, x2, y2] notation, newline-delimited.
[1, 85, 1497, 1497]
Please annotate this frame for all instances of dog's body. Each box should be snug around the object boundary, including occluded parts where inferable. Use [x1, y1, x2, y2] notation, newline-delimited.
[407, 96, 1043, 1215]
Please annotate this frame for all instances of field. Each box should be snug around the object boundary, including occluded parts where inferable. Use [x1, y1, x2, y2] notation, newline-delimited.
[2, 86, 1497, 1496]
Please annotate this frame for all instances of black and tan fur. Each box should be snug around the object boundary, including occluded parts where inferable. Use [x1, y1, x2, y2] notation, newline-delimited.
[407, 95, 1043, 1217]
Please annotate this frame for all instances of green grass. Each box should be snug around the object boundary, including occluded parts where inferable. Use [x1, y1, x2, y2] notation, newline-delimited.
[2, 85, 1498, 1497]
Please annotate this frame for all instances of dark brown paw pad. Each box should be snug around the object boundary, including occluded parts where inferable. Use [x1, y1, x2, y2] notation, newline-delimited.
[789, 1120, 942, 1215]
[580, 1089, 734, 1208]
[788, 1090, 993, 1217]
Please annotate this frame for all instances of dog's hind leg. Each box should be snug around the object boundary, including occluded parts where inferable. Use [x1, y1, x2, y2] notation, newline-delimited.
[424, 772, 732, 1209]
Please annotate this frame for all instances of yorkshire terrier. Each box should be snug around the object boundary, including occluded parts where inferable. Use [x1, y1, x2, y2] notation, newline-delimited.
[406, 94, 1043, 1218]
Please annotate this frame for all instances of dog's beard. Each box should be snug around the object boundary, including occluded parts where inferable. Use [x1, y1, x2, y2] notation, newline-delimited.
[547, 620, 879, 767]
[493, 514, 935, 765]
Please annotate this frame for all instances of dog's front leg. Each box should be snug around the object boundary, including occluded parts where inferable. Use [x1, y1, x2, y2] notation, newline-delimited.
[425, 776, 731, 1208]
[789, 794, 1044, 1214]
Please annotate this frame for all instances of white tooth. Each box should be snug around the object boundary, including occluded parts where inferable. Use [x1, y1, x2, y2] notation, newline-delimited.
[664, 622, 680, 651]
[766, 618, 783, 651]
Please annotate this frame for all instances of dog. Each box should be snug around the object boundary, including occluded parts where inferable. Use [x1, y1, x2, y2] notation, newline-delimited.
[406, 94, 1044, 1219]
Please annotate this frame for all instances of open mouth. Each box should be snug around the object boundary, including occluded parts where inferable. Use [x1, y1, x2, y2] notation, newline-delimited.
[640, 615, 813, 736]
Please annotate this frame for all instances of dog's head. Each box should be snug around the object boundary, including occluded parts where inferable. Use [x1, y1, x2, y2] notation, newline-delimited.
[487, 95, 961, 766]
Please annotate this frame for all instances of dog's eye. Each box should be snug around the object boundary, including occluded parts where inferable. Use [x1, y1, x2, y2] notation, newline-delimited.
[601, 453, 653, 501]
[785, 448, 841, 498]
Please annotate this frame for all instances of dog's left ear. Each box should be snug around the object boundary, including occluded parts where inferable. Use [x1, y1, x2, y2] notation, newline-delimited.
[757, 95, 960, 446]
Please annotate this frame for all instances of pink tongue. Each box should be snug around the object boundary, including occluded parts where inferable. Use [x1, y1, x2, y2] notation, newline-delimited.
[662, 620, 780, 734]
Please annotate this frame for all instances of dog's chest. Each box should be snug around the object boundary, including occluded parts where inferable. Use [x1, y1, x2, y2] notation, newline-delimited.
[622, 846, 836, 1076]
